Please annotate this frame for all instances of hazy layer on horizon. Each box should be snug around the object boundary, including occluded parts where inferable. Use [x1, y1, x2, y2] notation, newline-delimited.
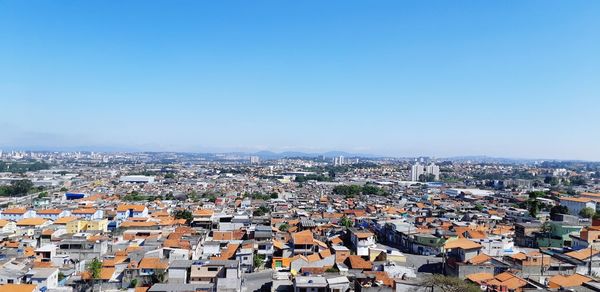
[1, 1, 598, 160]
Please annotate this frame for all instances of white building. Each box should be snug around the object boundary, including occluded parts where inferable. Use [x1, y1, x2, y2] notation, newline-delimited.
[472, 236, 516, 257]
[350, 228, 376, 256]
[560, 197, 597, 216]
[0, 208, 36, 221]
[411, 162, 440, 181]
[36, 209, 71, 220]
[116, 205, 149, 221]
[410, 163, 425, 181]
[426, 163, 440, 180]
[119, 175, 155, 184]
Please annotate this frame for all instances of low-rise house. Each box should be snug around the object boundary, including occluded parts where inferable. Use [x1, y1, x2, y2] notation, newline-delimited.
[26, 268, 59, 290]
[71, 208, 104, 220]
[349, 228, 376, 257]
[116, 204, 149, 221]
[66, 219, 109, 233]
[0, 208, 35, 221]
[294, 275, 327, 292]
[36, 209, 70, 220]
[0, 220, 17, 233]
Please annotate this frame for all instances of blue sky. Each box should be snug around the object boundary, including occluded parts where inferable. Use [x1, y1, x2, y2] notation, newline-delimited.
[1, 1, 599, 159]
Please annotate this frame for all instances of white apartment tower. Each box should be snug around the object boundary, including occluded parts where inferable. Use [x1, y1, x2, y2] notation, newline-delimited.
[426, 163, 440, 180]
[334, 156, 345, 166]
[411, 162, 440, 181]
[411, 163, 425, 181]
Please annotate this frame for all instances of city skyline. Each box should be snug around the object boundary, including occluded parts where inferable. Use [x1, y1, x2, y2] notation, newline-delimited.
[1, 1, 599, 160]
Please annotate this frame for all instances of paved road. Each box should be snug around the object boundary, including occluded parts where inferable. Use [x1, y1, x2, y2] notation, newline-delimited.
[242, 269, 273, 292]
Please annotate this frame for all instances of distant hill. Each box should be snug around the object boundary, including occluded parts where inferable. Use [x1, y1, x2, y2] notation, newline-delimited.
[251, 150, 377, 159]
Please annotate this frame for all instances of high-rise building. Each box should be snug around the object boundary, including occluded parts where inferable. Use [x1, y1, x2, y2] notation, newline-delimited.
[249, 156, 260, 164]
[411, 162, 439, 181]
[411, 163, 425, 181]
[426, 163, 440, 180]
[333, 156, 345, 166]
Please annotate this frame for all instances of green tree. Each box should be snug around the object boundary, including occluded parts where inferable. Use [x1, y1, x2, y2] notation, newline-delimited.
[550, 205, 569, 217]
[339, 216, 353, 228]
[528, 192, 541, 217]
[174, 210, 193, 223]
[418, 173, 436, 182]
[279, 223, 290, 231]
[187, 191, 199, 202]
[11, 180, 33, 196]
[253, 254, 265, 269]
[253, 205, 270, 217]
[129, 279, 138, 288]
[570, 176, 588, 186]
[86, 258, 102, 290]
[580, 207, 595, 219]
[152, 269, 167, 283]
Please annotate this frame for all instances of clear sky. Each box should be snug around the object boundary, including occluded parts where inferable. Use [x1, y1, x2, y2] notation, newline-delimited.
[0, 1, 599, 160]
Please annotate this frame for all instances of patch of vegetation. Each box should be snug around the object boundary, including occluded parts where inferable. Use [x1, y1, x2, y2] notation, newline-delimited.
[333, 184, 389, 198]
[0, 180, 34, 197]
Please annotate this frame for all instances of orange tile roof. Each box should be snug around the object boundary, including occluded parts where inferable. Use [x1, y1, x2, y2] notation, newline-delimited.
[72, 208, 97, 214]
[468, 253, 491, 265]
[16, 218, 48, 226]
[41, 229, 54, 236]
[443, 238, 482, 250]
[36, 209, 63, 214]
[120, 221, 158, 228]
[306, 253, 321, 262]
[163, 239, 191, 250]
[273, 240, 285, 250]
[0, 284, 37, 292]
[54, 216, 78, 224]
[4, 242, 18, 248]
[560, 197, 593, 203]
[193, 209, 214, 216]
[1, 208, 27, 214]
[566, 248, 600, 261]
[292, 230, 314, 245]
[100, 267, 115, 280]
[466, 272, 494, 284]
[319, 249, 332, 258]
[103, 256, 128, 267]
[548, 273, 593, 288]
[117, 205, 146, 212]
[364, 271, 395, 287]
[346, 255, 372, 270]
[486, 272, 527, 290]
[352, 230, 374, 239]
[138, 258, 168, 270]
[33, 261, 55, 268]
[0, 219, 10, 227]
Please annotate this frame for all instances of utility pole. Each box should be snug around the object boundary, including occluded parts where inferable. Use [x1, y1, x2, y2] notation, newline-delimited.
[589, 246, 593, 276]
